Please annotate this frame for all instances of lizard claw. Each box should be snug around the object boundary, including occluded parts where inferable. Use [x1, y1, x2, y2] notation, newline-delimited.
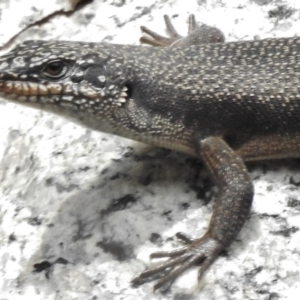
[132, 232, 224, 292]
[140, 15, 185, 48]
[140, 14, 225, 48]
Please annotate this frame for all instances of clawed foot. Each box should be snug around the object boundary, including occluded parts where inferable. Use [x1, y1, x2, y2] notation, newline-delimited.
[140, 15, 197, 47]
[132, 232, 223, 292]
[140, 14, 225, 48]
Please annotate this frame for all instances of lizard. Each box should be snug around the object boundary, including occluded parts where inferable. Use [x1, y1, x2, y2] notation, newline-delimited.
[0, 14, 299, 292]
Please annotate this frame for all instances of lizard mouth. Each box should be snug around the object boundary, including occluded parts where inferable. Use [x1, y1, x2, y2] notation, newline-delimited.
[0, 80, 63, 99]
[0, 80, 130, 109]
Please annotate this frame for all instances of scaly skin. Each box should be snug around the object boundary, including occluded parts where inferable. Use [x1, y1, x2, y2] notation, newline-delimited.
[0, 15, 299, 291]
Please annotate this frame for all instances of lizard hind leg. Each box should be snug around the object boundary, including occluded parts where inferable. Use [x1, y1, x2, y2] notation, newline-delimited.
[140, 14, 225, 48]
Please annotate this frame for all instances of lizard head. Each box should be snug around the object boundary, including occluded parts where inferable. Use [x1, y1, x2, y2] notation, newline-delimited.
[0, 40, 131, 130]
[0, 39, 194, 153]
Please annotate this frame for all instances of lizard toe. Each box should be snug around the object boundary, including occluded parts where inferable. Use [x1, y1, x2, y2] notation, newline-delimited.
[132, 233, 224, 292]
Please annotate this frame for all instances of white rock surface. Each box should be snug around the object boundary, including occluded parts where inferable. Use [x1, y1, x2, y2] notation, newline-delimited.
[0, 0, 300, 299]
[0, 0, 81, 47]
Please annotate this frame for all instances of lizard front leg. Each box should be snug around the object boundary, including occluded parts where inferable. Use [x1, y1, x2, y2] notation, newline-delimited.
[140, 15, 225, 48]
[132, 137, 253, 291]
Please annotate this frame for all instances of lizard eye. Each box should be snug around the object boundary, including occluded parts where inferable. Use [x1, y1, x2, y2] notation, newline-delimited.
[43, 61, 67, 79]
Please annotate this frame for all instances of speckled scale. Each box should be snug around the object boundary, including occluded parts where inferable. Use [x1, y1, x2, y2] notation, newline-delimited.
[2, 37, 300, 157]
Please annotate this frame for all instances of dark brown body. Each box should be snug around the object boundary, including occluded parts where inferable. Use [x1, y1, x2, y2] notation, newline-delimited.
[0, 15, 298, 291]
[117, 38, 300, 161]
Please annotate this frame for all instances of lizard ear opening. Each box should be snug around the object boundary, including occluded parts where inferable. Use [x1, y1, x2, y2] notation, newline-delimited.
[124, 83, 133, 99]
